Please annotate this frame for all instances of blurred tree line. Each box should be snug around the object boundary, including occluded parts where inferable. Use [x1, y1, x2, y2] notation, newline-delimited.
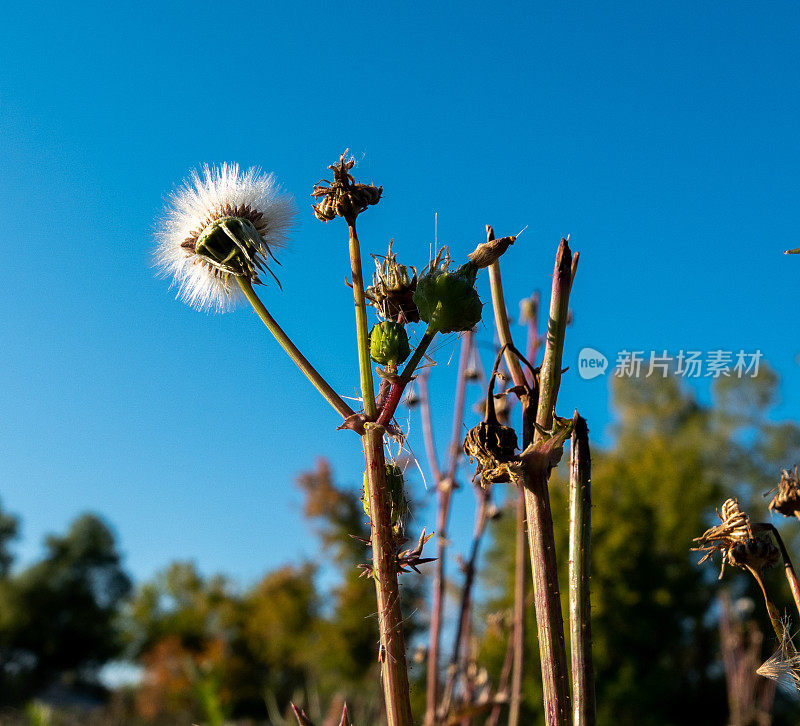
[0, 372, 798, 724]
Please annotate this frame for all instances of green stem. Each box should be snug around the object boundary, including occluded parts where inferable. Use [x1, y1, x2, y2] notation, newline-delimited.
[569, 412, 595, 726]
[398, 327, 436, 385]
[236, 277, 355, 421]
[347, 219, 377, 418]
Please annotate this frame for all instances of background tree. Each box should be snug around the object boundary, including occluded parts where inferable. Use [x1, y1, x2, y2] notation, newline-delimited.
[0, 513, 131, 704]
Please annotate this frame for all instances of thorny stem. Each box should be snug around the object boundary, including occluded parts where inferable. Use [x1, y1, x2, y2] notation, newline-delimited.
[509, 290, 542, 726]
[568, 412, 595, 726]
[346, 217, 412, 726]
[524, 237, 574, 726]
[236, 277, 355, 421]
[488, 237, 574, 726]
[424, 332, 473, 726]
[377, 327, 437, 427]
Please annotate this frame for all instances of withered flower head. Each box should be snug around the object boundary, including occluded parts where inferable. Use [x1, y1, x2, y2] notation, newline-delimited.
[311, 150, 382, 222]
[768, 466, 800, 518]
[155, 163, 296, 312]
[464, 348, 520, 485]
[365, 241, 420, 322]
[693, 498, 779, 579]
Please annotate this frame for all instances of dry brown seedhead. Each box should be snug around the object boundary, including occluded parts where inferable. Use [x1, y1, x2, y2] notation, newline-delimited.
[693, 498, 780, 579]
[767, 466, 800, 518]
[464, 349, 520, 486]
[365, 240, 419, 322]
[312, 150, 382, 222]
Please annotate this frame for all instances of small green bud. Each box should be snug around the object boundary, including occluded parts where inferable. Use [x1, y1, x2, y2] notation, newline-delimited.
[413, 252, 482, 334]
[369, 321, 411, 366]
[362, 464, 410, 534]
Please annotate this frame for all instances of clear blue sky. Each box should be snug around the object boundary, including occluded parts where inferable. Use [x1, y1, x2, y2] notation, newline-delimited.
[1, 1, 799, 587]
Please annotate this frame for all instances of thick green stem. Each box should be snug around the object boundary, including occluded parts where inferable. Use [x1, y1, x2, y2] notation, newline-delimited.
[346, 217, 412, 725]
[347, 220, 377, 418]
[236, 277, 355, 421]
[568, 413, 595, 726]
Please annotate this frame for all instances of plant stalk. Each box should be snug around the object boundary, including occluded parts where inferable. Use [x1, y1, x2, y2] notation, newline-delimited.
[363, 423, 414, 725]
[488, 236, 574, 725]
[346, 218, 412, 725]
[568, 412, 595, 726]
[347, 221, 377, 418]
[524, 238, 574, 726]
[236, 277, 355, 421]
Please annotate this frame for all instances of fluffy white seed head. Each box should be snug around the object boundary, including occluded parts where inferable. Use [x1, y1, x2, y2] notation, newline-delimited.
[155, 163, 296, 312]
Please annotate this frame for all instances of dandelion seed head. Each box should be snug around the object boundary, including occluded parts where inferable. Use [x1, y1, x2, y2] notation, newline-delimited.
[155, 163, 296, 312]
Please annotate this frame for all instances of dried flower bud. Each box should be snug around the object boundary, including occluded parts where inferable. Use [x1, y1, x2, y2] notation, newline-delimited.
[312, 151, 382, 222]
[366, 241, 420, 322]
[464, 420, 519, 484]
[464, 349, 520, 485]
[693, 497, 779, 578]
[728, 537, 780, 572]
[768, 467, 800, 518]
[369, 321, 411, 366]
[413, 249, 483, 334]
[467, 234, 515, 269]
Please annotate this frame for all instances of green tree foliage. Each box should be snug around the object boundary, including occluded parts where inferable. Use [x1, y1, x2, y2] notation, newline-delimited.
[0, 513, 131, 704]
[480, 372, 800, 725]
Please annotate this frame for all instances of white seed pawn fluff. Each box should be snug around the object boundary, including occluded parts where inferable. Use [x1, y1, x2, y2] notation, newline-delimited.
[155, 163, 296, 312]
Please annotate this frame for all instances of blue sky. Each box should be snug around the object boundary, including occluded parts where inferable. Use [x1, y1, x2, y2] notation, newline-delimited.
[1, 1, 799, 588]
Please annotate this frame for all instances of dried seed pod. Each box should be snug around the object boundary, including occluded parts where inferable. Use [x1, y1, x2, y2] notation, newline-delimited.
[369, 321, 411, 366]
[768, 467, 800, 518]
[365, 241, 420, 322]
[463, 346, 520, 485]
[413, 249, 482, 334]
[693, 497, 779, 578]
[729, 537, 780, 572]
[467, 234, 515, 269]
[312, 151, 382, 222]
